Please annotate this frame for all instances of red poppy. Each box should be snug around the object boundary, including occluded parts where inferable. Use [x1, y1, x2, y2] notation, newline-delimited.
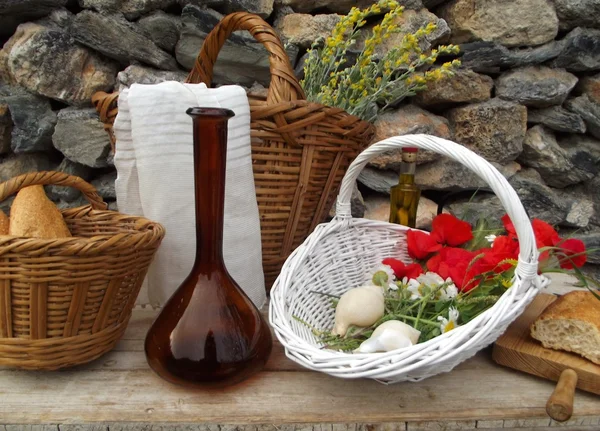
[406, 230, 442, 260]
[430, 213, 473, 247]
[382, 257, 424, 279]
[427, 247, 477, 290]
[532, 219, 561, 249]
[492, 235, 519, 262]
[501, 214, 516, 238]
[555, 238, 587, 270]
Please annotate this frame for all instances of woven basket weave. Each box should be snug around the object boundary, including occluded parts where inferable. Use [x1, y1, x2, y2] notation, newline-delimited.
[92, 12, 374, 290]
[269, 135, 549, 383]
[0, 171, 165, 370]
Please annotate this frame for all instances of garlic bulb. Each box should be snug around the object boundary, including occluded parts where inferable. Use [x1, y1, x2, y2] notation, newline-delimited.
[332, 285, 384, 336]
[355, 320, 421, 353]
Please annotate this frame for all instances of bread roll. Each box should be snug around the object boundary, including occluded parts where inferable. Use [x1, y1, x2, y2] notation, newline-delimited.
[530, 291, 600, 364]
[0, 210, 8, 235]
[8, 185, 72, 238]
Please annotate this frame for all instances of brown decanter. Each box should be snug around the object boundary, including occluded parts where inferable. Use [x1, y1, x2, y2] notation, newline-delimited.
[144, 107, 272, 388]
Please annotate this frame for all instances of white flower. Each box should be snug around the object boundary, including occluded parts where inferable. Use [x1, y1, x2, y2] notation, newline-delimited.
[372, 264, 395, 282]
[485, 234, 497, 243]
[416, 272, 445, 286]
[438, 307, 460, 334]
[388, 282, 399, 291]
[439, 278, 458, 301]
[406, 278, 422, 299]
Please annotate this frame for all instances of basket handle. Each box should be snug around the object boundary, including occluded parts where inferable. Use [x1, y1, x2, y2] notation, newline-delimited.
[0, 171, 108, 211]
[336, 134, 541, 282]
[186, 12, 305, 104]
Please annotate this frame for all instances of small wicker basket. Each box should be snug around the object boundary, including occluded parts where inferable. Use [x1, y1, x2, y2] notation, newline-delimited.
[92, 12, 374, 291]
[269, 135, 549, 383]
[0, 171, 165, 370]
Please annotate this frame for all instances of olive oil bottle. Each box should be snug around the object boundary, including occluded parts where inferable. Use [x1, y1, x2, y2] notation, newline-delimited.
[389, 147, 420, 228]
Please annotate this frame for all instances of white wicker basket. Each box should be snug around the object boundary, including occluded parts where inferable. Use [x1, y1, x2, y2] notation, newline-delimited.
[269, 134, 550, 384]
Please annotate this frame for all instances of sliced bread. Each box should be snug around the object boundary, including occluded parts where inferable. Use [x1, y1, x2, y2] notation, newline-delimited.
[530, 291, 600, 365]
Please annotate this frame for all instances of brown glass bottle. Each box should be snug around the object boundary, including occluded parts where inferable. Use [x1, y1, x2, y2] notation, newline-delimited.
[144, 107, 272, 388]
[389, 147, 421, 228]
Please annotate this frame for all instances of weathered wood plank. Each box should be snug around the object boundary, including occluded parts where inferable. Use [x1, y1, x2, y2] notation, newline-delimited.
[1, 353, 599, 425]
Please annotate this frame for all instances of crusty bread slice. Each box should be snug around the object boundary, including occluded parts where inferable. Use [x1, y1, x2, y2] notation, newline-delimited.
[8, 185, 71, 238]
[0, 210, 8, 235]
[530, 291, 600, 365]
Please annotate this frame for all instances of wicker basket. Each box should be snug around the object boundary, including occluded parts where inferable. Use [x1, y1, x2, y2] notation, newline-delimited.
[0, 171, 165, 370]
[269, 135, 550, 383]
[92, 12, 374, 291]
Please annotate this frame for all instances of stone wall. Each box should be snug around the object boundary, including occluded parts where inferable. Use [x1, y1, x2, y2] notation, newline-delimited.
[0, 0, 599, 274]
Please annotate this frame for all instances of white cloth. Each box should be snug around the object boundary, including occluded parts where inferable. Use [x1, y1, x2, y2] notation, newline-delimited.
[112, 81, 266, 309]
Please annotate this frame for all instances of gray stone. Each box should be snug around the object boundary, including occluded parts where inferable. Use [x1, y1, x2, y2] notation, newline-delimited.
[578, 73, 600, 105]
[0, 86, 57, 153]
[0, 0, 67, 15]
[72, 11, 178, 71]
[508, 169, 569, 225]
[176, 6, 299, 86]
[91, 170, 117, 200]
[138, 11, 182, 53]
[496, 66, 578, 108]
[56, 194, 92, 210]
[359, 158, 520, 194]
[0, 104, 11, 155]
[527, 106, 586, 134]
[446, 98, 527, 164]
[553, 0, 600, 31]
[438, 0, 558, 47]
[274, 0, 423, 13]
[448, 197, 505, 229]
[34, 8, 74, 31]
[359, 9, 450, 56]
[189, 0, 275, 18]
[370, 105, 450, 169]
[46, 158, 94, 202]
[413, 69, 493, 108]
[79, 0, 178, 20]
[586, 174, 600, 227]
[459, 42, 513, 73]
[559, 134, 600, 162]
[519, 125, 594, 188]
[275, 13, 340, 49]
[0, 152, 54, 184]
[568, 232, 600, 263]
[460, 40, 565, 73]
[116, 65, 188, 92]
[52, 108, 112, 168]
[551, 28, 600, 72]
[566, 95, 600, 139]
[564, 197, 595, 228]
[0, 23, 117, 106]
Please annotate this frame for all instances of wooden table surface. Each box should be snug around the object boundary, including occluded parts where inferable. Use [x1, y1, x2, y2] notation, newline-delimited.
[1, 278, 599, 431]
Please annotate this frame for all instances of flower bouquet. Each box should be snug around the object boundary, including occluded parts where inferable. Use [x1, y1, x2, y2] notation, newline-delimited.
[300, 213, 594, 353]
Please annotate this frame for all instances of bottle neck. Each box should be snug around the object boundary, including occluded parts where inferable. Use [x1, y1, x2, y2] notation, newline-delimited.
[399, 160, 416, 184]
[188, 108, 234, 268]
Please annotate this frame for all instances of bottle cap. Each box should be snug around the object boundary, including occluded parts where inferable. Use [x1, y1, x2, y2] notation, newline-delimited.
[402, 147, 418, 153]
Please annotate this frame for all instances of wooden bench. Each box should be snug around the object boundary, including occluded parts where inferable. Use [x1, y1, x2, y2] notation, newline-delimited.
[1, 277, 599, 431]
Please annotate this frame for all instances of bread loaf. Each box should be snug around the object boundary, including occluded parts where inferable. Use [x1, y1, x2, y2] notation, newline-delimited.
[0, 210, 8, 235]
[8, 185, 72, 238]
[530, 291, 600, 364]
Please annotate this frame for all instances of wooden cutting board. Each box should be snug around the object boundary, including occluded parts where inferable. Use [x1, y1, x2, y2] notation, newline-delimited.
[492, 292, 600, 395]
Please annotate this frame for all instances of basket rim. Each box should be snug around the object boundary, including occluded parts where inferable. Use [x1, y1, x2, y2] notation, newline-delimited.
[0, 204, 165, 256]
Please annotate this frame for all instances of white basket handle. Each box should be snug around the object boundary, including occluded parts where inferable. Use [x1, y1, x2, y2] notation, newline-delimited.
[336, 134, 541, 282]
